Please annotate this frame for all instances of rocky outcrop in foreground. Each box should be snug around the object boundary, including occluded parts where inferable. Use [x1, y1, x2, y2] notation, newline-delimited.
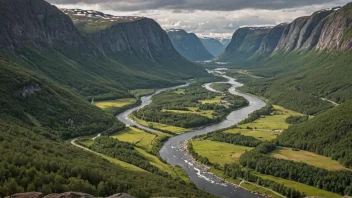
[8, 192, 135, 198]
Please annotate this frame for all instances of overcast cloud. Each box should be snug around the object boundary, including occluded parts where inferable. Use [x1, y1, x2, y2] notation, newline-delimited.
[47, 0, 351, 38]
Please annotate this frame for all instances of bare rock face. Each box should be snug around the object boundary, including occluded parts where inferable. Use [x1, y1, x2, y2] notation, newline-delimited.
[15, 84, 42, 97]
[0, 0, 94, 53]
[316, 4, 352, 51]
[257, 23, 288, 54]
[9, 192, 44, 198]
[219, 27, 272, 61]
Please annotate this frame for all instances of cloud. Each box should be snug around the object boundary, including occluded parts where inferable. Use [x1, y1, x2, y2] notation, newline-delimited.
[48, 0, 351, 38]
[47, 0, 350, 11]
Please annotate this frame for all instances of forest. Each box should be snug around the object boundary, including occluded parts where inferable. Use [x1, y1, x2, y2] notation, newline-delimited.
[133, 80, 248, 128]
[89, 137, 169, 177]
[239, 143, 352, 195]
[201, 130, 261, 147]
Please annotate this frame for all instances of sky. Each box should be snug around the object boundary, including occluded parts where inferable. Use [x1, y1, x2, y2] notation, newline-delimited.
[47, 0, 350, 38]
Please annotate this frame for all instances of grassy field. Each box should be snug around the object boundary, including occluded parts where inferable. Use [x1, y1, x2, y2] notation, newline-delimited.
[94, 98, 137, 109]
[270, 147, 349, 171]
[130, 115, 190, 134]
[210, 83, 232, 92]
[77, 138, 94, 147]
[255, 173, 341, 198]
[174, 89, 185, 94]
[241, 182, 283, 198]
[75, 139, 146, 172]
[239, 105, 302, 131]
[111, 127, 157, 151]
[225, 129, 280, 141]
[135, 147, 190, 183]
[130, 89, 155, 97]
[192, 140, 253, 166]
[162, 107, 214, 118]
[199, 96, 223, 104]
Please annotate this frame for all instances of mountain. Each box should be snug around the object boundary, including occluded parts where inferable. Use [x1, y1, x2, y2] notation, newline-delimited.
[167, 29, 214, 61]
[64, 9, 208, 80]
[200, 37, 225, 57]
[0, 1, 216, 197]
[218, 2, 352, 170]
[0, 2, 208, 101]
[218, 27, 272, 61]
[219, 38, 231, 48]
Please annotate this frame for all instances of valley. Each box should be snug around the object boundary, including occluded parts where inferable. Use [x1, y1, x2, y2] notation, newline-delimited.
[1, 0, 352, 197]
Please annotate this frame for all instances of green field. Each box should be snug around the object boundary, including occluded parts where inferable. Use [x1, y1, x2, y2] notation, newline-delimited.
[192, 140, 253, 166]
[112, 127, 157, 151]
[135, 147, 190, 183]
[130, 115, 190, 134]
[239, 105, 302, 131]
[130, 89, 155, 97]
[209, 83, 232, 92]
[255, 173, 341, 198]
[225, 129, 280, 141]
[271, 147, 349, 171]
[162, 107, 214, 118]
[95, 98, 137, 109]
[199, 96, 223, 104]
[77, 138, 94, 147]
[241, 182, 283, 198]
[174, 89, 185, 94]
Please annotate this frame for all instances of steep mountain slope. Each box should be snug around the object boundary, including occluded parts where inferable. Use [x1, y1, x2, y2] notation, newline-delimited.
[277, 100, 352, 167]
[200, 37, 225, 57]
[218, 27, 272, 61]
[167, 29, 214, 61]
[65, 9, 208, 79]
[0, 1, 208, 101]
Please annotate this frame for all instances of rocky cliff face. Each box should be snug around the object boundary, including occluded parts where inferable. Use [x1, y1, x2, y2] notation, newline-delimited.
[0, 0, 95, 54]
[257, 23, 288, 54]
[167, 29, 214, 61]
[90, 18, 176, 59]
[219, 3, 351, 62]
[200, 37, 225, 57]
[219, 27, 272, 61]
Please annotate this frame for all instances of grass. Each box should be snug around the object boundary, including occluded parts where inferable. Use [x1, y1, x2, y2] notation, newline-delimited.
[174, 89, 185, 94]
[94, 98, 137, 109]
[135, 147, 191, 183]
[130, 89, 155, 97]
[270, 147, 350, 171]
[130, 115, 190, 134]
[199, 96, 223, 104]
[191, 140, 253, 166]
[241, 182, 283, 198]
[209, 83, 232, 92]
[77, 138, 94, 147]
[232, 69, 264, 79]
[162, 107, 214, 119]
[239, 105, 302, 131]
[255, 173, 341, 198]
[225, 129, 280, 141]
[111, 127, 157, 151]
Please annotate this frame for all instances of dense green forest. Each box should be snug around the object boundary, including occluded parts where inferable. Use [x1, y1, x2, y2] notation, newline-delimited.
[235, 51, 352, 115]
[239, 143, 352, 195]
[133, 79, 248, 128]
[277, 100, 352, 167]
[0, 58, 124, 139]
[200, 130, 261, 147]
[89, 137, 169, 177]
[238, 104, 273, 125]
[224, 163, 305, 198]
[0, 120, 216, 198]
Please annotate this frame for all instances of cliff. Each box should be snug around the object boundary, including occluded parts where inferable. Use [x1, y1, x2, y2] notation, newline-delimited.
[167, 29, 214, 61]
[200, 37, 225, 57]
[218, 27, 272, 61]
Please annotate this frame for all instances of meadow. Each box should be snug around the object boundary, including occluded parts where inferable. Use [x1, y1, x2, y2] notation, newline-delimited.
[130, 89, 155, 97]
[130, 115, 190, 134]
[270, 147, 349, 171]
[191, 140, 253, 166]
[94, 98, 137, 109]
[111, 127, 158, 151]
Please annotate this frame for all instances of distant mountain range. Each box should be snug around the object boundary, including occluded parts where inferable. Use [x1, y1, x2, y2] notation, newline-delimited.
[167, 29, 214, 61]
[200, 37, 226, 57]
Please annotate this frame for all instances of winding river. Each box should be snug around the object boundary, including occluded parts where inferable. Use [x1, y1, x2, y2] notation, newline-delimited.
[116, 72, 267, 198]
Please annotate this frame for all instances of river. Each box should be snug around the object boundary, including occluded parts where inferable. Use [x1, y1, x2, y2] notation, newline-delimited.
[116, 72, 267, 198]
